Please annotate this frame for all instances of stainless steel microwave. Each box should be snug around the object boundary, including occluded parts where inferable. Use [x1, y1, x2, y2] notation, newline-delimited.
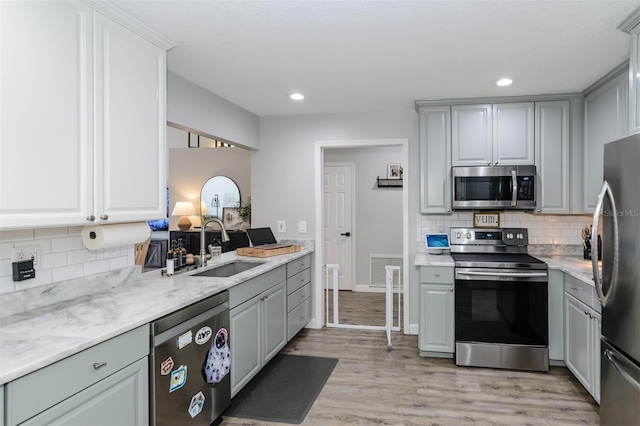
[452, 165, 537, 210]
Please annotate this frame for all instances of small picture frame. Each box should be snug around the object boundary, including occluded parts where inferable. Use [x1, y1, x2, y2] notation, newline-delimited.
[473, 212, 501, 228]
[387, 163, 401, 179]
[222, 207, 249, 231]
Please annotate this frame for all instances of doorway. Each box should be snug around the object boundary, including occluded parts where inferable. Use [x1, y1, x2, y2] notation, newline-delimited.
[314, 139, 409, 333]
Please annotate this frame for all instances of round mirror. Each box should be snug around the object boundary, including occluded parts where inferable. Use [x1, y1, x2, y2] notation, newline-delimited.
[200, 176, 240, 219]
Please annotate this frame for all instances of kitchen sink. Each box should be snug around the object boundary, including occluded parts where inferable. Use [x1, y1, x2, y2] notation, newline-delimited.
[193, 261, 264, 278]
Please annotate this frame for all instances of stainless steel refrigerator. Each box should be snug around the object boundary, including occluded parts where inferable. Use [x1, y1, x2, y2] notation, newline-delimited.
[592, 133, 640, 425]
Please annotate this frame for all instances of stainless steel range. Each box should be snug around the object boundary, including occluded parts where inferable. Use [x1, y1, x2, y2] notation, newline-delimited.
[450, 227, 549, 372]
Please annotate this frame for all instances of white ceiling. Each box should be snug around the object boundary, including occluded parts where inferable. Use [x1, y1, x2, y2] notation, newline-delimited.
[112, 0, 639, 117]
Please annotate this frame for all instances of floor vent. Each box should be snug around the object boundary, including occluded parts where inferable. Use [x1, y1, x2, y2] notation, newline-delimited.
[369, 255, 402, 288]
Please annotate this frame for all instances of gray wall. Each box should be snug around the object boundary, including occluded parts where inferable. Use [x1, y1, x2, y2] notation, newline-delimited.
[324, 146, 403, 288]
[167, 71, 260, 149]
[254, 112, 420, 326]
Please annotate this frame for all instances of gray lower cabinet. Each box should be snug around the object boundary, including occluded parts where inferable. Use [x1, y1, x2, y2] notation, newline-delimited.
[5, 325, 149, 425]
[547, 270, 565, 362]
[286, 255, 312, 340]
[418, 266, 455, 356]
[229, 266, 287, 397]
[1, 385, 4, 426]
[564, 276, 601, 403]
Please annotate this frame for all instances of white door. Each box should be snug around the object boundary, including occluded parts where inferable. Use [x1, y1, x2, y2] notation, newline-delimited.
[323, 165, 353, 290]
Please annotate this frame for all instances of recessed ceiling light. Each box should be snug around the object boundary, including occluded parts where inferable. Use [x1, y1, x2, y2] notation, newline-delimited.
[496, 78, 514, 87]
[290, 93, 304, 100]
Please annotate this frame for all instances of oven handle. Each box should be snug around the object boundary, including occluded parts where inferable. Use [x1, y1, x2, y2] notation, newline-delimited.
[457, 270, 548, 279]
[511, 170, 518, 207]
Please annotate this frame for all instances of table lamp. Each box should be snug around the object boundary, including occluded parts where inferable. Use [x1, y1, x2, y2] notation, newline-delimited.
[172, 201, 196, 231]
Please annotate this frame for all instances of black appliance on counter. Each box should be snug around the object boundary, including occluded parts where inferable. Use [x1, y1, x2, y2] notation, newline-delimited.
[451, 227, 549, 372]
[169, 230, 249, 255]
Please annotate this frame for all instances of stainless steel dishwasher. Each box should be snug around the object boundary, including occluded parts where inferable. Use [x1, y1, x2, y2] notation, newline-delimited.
[151, 290, 231, 425]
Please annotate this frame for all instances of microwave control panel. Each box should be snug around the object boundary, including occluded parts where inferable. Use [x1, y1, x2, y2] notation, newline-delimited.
[518, 176, 535, 200]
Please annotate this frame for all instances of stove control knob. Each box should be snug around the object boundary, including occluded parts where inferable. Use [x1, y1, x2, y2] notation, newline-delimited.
[465, 232, 471, 239]
[455, 232, 461, 239]
[506, 233, 514, 239]
[516, 233, 524, 240]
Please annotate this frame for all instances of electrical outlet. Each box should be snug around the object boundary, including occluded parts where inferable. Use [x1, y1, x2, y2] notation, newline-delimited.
[11, 245, 41, 266]
[277, 221, 286, 233]
[298, 221, 307, 233]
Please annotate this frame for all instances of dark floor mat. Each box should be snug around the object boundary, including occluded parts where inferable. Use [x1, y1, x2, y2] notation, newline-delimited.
[224, 354, 338, 424]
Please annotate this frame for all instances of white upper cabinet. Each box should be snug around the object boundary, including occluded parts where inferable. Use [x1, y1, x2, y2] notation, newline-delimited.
[93, 14, 167, 223]
[0, 1, 172, 229]
[0, 1, 93, 228]
[451, 104, 492, 166]
[535, 101, 569, 213]
[583, 71, 628, 213]
[492, 102, 534, 165]
[452, 102, 534, 166]
[419, 106, 451, 213]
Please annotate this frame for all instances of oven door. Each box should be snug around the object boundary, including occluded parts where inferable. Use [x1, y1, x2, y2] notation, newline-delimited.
[455, 268, 548, 346]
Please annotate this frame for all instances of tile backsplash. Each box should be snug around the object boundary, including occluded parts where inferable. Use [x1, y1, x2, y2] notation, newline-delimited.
[0, 226, 134, 294]
[418, 212, 592, 248]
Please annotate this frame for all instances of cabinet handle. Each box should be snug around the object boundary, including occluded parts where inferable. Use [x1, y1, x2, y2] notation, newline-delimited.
[447, 209, 451, 212]
[494, 161, 498, 165]
[584, 310, 590, 316]
[93, 361, 107, 370]
[449, 287, 454, 291]
[86, 215, 95, 221]
[99, 214, 108, 220]
[571, 287, 578, 290]
[487, 161, 491, 166]
[537, 209, 541, 212]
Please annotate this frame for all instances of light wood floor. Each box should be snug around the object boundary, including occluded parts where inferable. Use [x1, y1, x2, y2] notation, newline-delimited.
[325, 290, 399, 327]
[222, 292, 599, 426]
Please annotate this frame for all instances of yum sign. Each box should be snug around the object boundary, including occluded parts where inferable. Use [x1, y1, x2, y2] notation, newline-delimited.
[473, 212, 501, 228]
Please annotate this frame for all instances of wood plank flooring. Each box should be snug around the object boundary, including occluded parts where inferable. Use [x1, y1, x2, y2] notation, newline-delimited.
[222, 292, 599, 426]
[325, 290, 399, 327]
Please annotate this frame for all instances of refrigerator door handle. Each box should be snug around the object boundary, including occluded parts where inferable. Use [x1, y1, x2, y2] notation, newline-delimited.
[604, 348, 640, 392]
[592, 180, 619, 308]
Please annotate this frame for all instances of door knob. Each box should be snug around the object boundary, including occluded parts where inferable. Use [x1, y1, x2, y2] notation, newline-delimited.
[340, 232, 351, 237]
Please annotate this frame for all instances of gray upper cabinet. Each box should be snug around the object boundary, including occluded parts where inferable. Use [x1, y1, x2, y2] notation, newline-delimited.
[534, 101, 570, 213]
[583, 71, 628, 212]
[452, 104, 492, 166]
[418, 106, 452, 213]
[452, 102, 534, 166]
[620, 9, 640, 135]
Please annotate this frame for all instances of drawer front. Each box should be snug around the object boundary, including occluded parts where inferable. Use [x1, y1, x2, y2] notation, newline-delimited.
[287, 283, 311, 311]
[287, 268, 311, 295]
[420, 266, 454, 284]
[6, 325, 149, 425]
[287, 297, 311, 340]
[287, 255, 311, 278]
[564, 275, 596, 310]
[229, 265, 287, 309]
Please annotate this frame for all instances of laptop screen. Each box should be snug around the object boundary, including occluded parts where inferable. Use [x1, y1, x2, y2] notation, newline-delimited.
[246, 227, 278, 246]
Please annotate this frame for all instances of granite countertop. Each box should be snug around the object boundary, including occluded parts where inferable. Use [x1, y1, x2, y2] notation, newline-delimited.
[414, 251, 598, 286]
[0, 246, 313, 385]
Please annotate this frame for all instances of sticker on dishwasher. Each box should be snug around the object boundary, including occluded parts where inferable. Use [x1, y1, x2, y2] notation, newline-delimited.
[195, 326, 213, 345]
[202, 328, 231, 384]
[177, 330, 193, 349]
[188, 391, 205, 418]
[169, 365, 187, 392]
[160, 357, 174, 376]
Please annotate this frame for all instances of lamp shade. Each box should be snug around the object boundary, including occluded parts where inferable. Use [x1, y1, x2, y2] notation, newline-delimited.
[172, 201, 196, 216]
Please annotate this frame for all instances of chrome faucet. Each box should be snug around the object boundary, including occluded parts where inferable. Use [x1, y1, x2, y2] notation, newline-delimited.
[200, 218, 230, 267]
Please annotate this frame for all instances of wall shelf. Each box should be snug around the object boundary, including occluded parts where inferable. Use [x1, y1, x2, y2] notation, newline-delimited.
[377, 177, 403, 188]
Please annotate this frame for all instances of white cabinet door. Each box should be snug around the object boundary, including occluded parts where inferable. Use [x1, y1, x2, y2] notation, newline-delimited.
[591, 311, 601, 404]
[419, 106, 451, 213]
[419, 281, 454, 354]
[452, 104, 492, 166]
[0, 1, 93, 228]
[565, 293, 593, 392]
[583, 72, 628, 212]
[535, 101, 569, 213]
[230, 296, 261, 396]
[492, 102, 534, 165]
[629, 24, 640, 135]
[94, 14, 167, 223]
[261, 281, 287, 364]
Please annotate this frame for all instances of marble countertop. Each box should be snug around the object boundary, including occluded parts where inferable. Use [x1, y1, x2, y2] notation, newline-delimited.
[0, 247, 313, 385]
[414, 251, 597, 286]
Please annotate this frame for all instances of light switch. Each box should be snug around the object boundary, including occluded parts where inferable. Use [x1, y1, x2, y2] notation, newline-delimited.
[298, 221, 307, 233]
[277, 221, 286, 233]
